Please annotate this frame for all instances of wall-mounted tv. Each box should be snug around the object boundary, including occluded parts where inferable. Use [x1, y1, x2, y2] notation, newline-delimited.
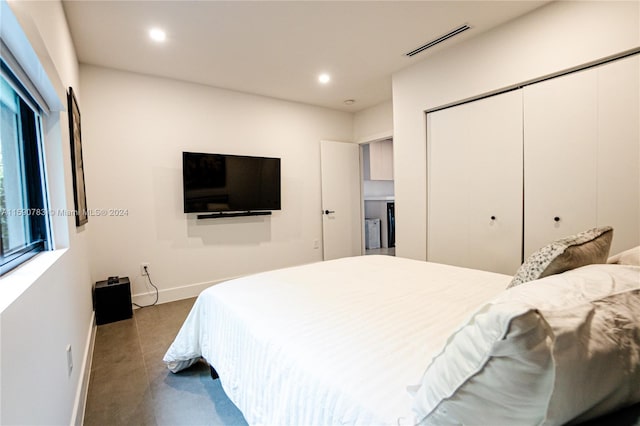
[183, 151, 281, 213]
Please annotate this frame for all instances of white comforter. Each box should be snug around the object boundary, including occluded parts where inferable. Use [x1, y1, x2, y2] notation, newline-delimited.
[163, 255, 511, 425]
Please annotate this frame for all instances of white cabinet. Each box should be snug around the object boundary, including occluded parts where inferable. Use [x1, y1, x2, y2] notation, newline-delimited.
[427, 55, 640, 273]
[368, 139, 393, 180]
[428, 91, 523, 275]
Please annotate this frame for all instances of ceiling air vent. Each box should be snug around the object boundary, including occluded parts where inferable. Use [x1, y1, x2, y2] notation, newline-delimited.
[405, 24, 471, 57]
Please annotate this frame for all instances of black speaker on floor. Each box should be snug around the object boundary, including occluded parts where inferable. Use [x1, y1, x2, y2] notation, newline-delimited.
[94, 277, 133, 325]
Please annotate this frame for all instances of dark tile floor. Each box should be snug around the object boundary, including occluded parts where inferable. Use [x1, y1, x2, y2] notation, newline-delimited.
[84, 297, 248, 426]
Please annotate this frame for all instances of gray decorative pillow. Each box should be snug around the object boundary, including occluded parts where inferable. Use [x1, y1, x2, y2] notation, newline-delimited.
[508, 226, 613, 288]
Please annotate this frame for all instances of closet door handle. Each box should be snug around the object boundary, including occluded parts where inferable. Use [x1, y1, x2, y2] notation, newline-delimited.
[554, 216, 561, 222]
[324, 210, 335, 215]
[490, 216, 496, 221]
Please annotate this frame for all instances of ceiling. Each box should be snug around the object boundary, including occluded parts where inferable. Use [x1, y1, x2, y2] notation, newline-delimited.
[62, 1, 549, 112]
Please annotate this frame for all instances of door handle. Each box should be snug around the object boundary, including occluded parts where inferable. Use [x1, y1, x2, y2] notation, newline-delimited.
[324, 210, 335, 215]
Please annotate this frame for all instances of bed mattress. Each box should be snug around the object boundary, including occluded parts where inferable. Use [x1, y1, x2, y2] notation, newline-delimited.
[164, 255, 512, 425]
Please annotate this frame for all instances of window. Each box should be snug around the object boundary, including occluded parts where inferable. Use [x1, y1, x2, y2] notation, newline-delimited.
[0, 69, 50, 275]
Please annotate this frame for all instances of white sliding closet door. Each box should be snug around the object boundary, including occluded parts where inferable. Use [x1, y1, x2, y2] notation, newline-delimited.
[524, 57, 640, 256]
[596, 55, 640, 254]
[427, 91, 523, 275]
[523, 69, 599, 257]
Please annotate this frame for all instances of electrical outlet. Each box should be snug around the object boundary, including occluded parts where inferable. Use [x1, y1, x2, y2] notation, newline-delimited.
[140, 263, 150, 276]
[313, 239, 320, 249]
[66, 344, 73, 376]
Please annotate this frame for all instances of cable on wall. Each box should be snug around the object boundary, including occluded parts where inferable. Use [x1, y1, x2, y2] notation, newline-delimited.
[133, 265, 159, 308]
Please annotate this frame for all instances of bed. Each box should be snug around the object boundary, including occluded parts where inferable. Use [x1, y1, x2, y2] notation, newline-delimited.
[164, 245, 640, 425]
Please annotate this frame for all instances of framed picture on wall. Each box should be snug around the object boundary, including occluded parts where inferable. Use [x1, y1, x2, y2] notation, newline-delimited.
[67, 87, 88, 226]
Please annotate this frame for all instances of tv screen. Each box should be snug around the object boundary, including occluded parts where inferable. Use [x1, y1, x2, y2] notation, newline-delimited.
[183, 152, 281, 213]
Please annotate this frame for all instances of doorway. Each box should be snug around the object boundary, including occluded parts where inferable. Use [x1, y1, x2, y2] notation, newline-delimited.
[361, 139, 395, 256]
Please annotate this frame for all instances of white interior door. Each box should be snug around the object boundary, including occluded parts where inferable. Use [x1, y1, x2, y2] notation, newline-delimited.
[320, 140, 362, 260]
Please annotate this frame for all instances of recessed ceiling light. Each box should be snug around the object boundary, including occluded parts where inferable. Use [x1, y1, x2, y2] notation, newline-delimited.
[318, 73, 331, 84]
[149, 28, 166, 42]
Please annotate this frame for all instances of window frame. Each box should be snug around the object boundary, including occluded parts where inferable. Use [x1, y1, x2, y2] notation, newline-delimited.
[0, 62, 51, 275]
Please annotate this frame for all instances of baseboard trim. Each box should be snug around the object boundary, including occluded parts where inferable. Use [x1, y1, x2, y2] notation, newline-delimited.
[68, 278, 233, 422]
[131, 277, 234, 306]
[70, 311, 96, 426]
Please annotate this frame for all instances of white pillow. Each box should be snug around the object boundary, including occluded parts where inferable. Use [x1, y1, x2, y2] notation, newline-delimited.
[608, 245, 640, 266]
[411, 264, 640, 426]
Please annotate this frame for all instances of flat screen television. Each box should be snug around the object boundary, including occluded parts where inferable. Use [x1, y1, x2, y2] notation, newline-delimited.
[182, 151, 281, 213]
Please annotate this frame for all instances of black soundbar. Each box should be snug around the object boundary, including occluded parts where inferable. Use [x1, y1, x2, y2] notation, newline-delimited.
[197, 211, 272, 219]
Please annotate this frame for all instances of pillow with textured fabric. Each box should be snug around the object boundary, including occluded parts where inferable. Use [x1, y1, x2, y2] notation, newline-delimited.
[508, 226, 613, 288]
[607, 245, 640, 266]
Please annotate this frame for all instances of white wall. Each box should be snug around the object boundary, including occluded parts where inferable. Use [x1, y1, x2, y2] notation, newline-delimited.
[1, 1, 93, 425]
[80, 65, 353, 302]
[357, 100, 395, 203]
[353, 99, 393, 143]
[392, 0, 640, 260]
